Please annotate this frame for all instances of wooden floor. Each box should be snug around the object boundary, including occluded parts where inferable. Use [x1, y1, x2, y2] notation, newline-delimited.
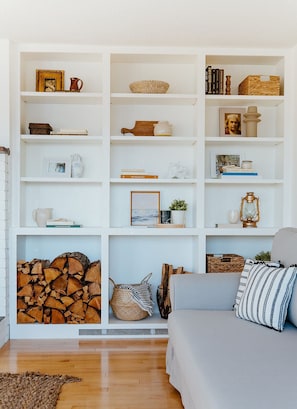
[0, 338, 183, 409]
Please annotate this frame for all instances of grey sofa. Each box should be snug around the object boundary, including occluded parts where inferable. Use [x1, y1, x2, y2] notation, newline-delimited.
[166, 227, 297, 409]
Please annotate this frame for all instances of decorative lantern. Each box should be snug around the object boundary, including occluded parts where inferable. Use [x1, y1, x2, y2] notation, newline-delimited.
[240, 192, 260, 228]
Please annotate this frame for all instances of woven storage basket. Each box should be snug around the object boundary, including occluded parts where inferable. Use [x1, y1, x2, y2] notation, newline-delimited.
[206, 254, 244, 273]
[129, 80, 169, 94]
[238, 75, 280, 96]
[109, 273, 152, 321]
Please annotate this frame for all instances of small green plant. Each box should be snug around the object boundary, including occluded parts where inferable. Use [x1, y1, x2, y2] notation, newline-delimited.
[169, 199, 188, 211]
[254, 251, 271, 261]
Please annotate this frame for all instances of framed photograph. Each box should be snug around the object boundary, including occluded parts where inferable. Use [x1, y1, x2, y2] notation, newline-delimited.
[210, 153, 240, 178]
[36, 69, 65, 92]
[43, 157, 71, 178]
[130, 191, 160, 226]
[219, 108, 246, 136]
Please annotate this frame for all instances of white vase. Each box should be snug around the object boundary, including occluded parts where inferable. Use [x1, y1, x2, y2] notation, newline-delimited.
[32, 208, 53, 227]
[171, 210, 186, 226]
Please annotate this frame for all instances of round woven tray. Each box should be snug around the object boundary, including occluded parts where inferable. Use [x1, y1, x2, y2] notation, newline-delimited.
[129, 80, 169, 94]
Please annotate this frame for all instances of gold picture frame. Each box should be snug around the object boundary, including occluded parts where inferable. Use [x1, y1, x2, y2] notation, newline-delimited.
[219, 108, 246, 137]
[36, 69, 65, 92]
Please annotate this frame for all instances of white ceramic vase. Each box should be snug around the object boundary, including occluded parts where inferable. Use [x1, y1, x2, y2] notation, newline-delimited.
[32, 208, 53, 227]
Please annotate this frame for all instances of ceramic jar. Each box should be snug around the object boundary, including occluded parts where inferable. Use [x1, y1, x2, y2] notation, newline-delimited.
[32, 208, 53, 227]
[153, 121, 172, 136]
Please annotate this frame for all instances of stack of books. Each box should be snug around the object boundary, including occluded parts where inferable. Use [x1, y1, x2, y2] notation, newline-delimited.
[120, 169, 158, 179]
[205, 65, 225, 95]
[219, 165, 260, 178]
[50, 129, 88, 135]
[46, 219, 81, 228]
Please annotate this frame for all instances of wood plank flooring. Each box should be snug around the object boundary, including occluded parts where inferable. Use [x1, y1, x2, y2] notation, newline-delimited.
[0, 338, 183, 409]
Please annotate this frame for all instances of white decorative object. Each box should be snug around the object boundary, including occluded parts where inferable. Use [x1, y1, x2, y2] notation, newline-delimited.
[167, 162, 189, 179]
[32, 208, 53, 227]
[228, 209, 240, 224]
[171, 210, 186, 226]
[243, 106, 261, 137]
[71, 153, 84, 178]
[153, 121, 172, 136]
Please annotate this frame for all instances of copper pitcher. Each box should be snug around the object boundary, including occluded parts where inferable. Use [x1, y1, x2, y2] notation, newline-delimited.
[70, 77, 83, 92]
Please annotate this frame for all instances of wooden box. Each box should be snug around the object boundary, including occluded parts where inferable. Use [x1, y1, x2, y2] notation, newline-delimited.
[238, 75, 280, 96]
[206, 254, 244, 273]
[29, 123, 52, 135]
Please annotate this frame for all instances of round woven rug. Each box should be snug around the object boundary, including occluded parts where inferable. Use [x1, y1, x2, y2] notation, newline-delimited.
[0, 371, 81, 409]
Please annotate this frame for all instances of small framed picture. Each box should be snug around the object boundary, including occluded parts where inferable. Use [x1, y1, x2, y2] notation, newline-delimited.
[130, 191, 160, 226]
[36, 70, 65, 92]
[210, 153, 241, 178]
[43, 157, 71, 178]
[219, 108, 246, 136]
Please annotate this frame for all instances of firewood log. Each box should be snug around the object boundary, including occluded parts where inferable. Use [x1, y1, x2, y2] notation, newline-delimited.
[67, 277, 83, 296]
[43, 267, 62, 284]
[60, 296, 75, 307]
[44, 296, 66, 311]
[27, 306, 43, 323]
[17, 311, 36, 323]
[68, 299, 85, 319]
[85, 260, 101, 283]
[17, 271, 32, 288]
[51, 274, 68, 294]
[51, 309, 66, 324]
[85, 306, 101, 323]
[88, 295, 101, 310]
[88, 282, 101, 296]
[17, 284, 33, 297]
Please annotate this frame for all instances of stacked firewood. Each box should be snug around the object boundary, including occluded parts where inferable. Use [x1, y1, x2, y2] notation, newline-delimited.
[17, 252, 101, 324]
[157, 263, 191, 319]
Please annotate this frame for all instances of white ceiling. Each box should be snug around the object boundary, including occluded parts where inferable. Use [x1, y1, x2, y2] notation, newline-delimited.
[1, 0, 297, 49]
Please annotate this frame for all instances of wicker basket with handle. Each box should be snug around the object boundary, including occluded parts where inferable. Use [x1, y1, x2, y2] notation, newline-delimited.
[109, 273, 153, 321]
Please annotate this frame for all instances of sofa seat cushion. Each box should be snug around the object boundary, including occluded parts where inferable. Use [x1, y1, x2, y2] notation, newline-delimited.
[167, 309, 297, 409]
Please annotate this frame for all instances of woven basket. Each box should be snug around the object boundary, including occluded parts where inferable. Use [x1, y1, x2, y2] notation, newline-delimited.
[109, 273, 152, 321]
[206, 254, 244, 273]
[129, 80, 169, 94]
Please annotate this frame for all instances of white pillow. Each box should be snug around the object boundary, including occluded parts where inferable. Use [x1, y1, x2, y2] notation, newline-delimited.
[234, 259, 282, 310]
[235, 263, 297, 331]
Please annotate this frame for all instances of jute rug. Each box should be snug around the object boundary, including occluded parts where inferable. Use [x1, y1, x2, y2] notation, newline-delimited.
[0, 371, 81, 409]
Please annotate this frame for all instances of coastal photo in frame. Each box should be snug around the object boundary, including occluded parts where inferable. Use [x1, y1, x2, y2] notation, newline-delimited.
[219, 108, 246, 136]
[43, 157, 71, 178]
[36, 69, 65, 92]
[210, 153, 241, 178]
[130, 191, 160, 226]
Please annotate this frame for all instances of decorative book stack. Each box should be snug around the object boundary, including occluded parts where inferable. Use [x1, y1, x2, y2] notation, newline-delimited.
[220, 165, 260, 178]
[120, 169, 158, 179]
[46, 219, 81, 228]
[205, 65, 225, 95]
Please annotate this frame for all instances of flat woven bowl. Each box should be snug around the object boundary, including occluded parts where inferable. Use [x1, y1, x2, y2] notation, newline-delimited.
[129, 80, 169, 94]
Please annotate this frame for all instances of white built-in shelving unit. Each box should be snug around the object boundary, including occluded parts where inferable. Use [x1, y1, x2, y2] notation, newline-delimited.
[9, 44, 294, 338]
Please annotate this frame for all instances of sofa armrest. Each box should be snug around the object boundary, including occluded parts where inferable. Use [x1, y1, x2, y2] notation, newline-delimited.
[169, 273, 240, 311]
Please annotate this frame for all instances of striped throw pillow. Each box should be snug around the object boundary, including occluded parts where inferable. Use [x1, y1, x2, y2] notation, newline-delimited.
[234, 259, 282, 310]
[235, 264, 297, 331]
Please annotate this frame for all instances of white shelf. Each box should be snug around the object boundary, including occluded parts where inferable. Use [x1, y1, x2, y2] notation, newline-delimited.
[205, 94, 284, 107]
[111, 93, 198, 105]
[110, 136, 197, 145]
[205, 178, 283, 184]
[20, 177, 103, 184]
[21, 135, 103, 144]
[21, 91, 103, 104]
[10, 45, 292, 339]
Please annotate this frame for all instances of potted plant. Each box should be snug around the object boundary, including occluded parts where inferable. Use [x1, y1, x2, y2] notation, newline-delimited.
[169, 199, 188, 226]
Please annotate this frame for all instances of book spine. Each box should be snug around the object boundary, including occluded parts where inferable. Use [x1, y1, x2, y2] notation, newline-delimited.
[120, 175, 158, 179]
[219, 69, 224, 94]
[207, 66, 212, 94]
